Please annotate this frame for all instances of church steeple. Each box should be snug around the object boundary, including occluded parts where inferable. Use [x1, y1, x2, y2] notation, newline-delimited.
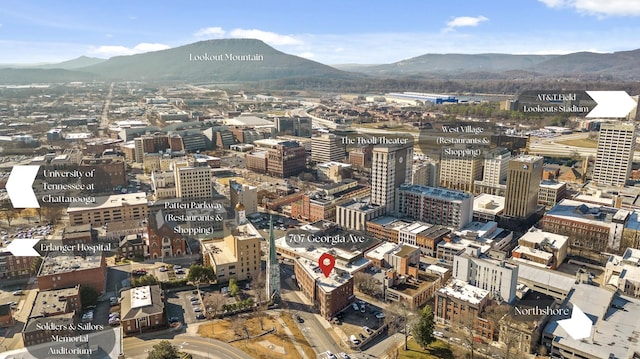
[266, 215, 280, 301]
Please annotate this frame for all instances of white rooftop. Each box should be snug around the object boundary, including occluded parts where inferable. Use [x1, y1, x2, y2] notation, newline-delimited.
[473, 194, 505, 215]
[438, 279, 489, 305]
[399, 222, 432, 234]
[365, 242, 401, 261]
[130, 286, 152, 309]
[295, 257, 352, 293]
[67, 192, 148, 212]
[512, 245, 553, 261]
[519, 227, 568, 249]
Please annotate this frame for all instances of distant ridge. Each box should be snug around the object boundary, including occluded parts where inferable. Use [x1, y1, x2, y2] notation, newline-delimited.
[348, 49, 640, 79]
[38, 56, 106, 70]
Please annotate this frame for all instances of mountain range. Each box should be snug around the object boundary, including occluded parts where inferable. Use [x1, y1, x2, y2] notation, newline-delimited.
[1, 39, 640, 84]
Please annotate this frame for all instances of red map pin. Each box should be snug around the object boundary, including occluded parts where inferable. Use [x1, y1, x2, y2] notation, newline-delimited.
[318, 253, 336, 278]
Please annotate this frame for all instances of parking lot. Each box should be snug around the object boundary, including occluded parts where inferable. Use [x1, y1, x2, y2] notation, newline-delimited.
[334, 300, 385, 346]
[165, 289, 207, 325]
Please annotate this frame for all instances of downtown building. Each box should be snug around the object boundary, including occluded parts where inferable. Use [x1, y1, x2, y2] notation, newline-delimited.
[503, 155, 544, 220]
[452, 246, 519, 303]
[592, 122, 636, 187]
[174, 162, 213, 200]
[439, 150, 483, 193]
[473, 148, 510, 196]
[311, 133, 345, 163]
[371, 142, 414, 214]
[395, 184, 474, 230]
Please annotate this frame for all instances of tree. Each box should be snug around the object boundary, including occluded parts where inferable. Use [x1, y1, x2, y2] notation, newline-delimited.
[1, 209, 17, 226]
[354, 272, 382, 297]
[205, 292, 226, 320]
[147, 340, 179, 359]
[453, 316, 479, 359]
[229, 278, 240, 297]
[251, 270, 268, 330]
[80, 286, 99, 308]
[42, 207, 64, 225]
[412, 305, 436, 349]
[131, 274, 158, 287]
[384, 345, 399, 359]
[186, 264, 215, 289]
[384, 301, 418, 351]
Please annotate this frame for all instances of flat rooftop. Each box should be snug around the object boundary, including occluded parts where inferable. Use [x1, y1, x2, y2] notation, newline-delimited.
[38, 252, 104, 276]
[516, 262, 576, 293]
[365, 242, 401, 261]
[295, 257, 352, 294]
[473, 194, 505, 215]
[130, 286, 153, 309]
[511, 154, 543, 163]
[203, 239, 238, 265]
[67, 192, 147, 212]
[513, 245, 553, 261]
[544, 199, 617, 227]
[438, 279, 489, 305]
[30, 286, 80, 318]
[519, 228, 568, 249]
[544, 285, 640, 359]
[387, 271, 441, 296]
[398, 184, 472, 202]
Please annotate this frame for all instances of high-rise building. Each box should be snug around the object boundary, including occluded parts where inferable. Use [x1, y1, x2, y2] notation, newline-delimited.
[174, 164, 213, 200]
[229, 180, 258, 215]
[266, 141, 306, 178]
[439, 150, 483, 193]
[396, 184, 474, 229]
[412, 159, 439, 187]
[266, 216, 281, 301]
[474, 148, 510, 195]
[592, 122, 636, 187]
[276, 116, 312, 137]
[311, 134, 345, 163]
[504, 155, 543, 219]
[371, 142, 413, 214]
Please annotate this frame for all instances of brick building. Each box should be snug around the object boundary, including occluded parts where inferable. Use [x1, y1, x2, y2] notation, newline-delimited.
[37, 253, 106, 292]
[294, 257, 355, 319]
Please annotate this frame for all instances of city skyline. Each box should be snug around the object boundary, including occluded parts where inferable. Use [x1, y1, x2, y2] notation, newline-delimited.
[2, 0, 640, 64]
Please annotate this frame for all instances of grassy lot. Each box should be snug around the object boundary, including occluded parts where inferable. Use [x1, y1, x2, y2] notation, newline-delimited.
[556, 138, 598, 148]
[399, 338, 455, 359]
[198, 312, 316, 359]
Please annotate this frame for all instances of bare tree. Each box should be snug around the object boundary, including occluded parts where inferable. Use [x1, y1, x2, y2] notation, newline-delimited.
[354, 272, 381, 297]
[452, 315, 479, 359]
[205, 292, 226, 320]
[42, 207, 64, 225]
[231, 316, 247, 338]
[384, 345, 399, 359]
[251, 270, 268, 330]
[384, 301, 418, 351]
[1, 209, 18, 226]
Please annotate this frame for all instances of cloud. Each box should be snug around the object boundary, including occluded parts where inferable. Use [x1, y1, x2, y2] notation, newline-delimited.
[89, 42, 170, 57]
[539, 0, 640, 16]
[194, 26, 303, 46]
[228, 28, 303, 45]
[194, 26, 226, 38]
[297, 52, 315, 59]
[444, 16, 488, 32]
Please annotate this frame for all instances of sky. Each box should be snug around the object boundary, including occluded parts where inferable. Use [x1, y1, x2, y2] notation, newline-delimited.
[2, 0, 640, 65]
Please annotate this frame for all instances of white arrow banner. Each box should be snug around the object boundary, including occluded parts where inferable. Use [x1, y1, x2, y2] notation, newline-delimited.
[586, 91, 637, 118]
[6, 238, 41, 257]
[5, 165, 40, 208]
[557, 304, 593, 340]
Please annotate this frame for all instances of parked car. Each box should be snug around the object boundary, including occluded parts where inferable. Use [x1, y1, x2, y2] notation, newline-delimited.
[294, 314, 304, 323]
[339, 353, 350, 359]
[375, 312, 385, 319]
[352, 303, 359, 311]
[193, 307, 202, 312]
[196, 313, 206, 320]
[12, 290, 22, 296]
[362, 326, 373, 335]
[325, 351, 337, 359]
[349, 335, 360, 345]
